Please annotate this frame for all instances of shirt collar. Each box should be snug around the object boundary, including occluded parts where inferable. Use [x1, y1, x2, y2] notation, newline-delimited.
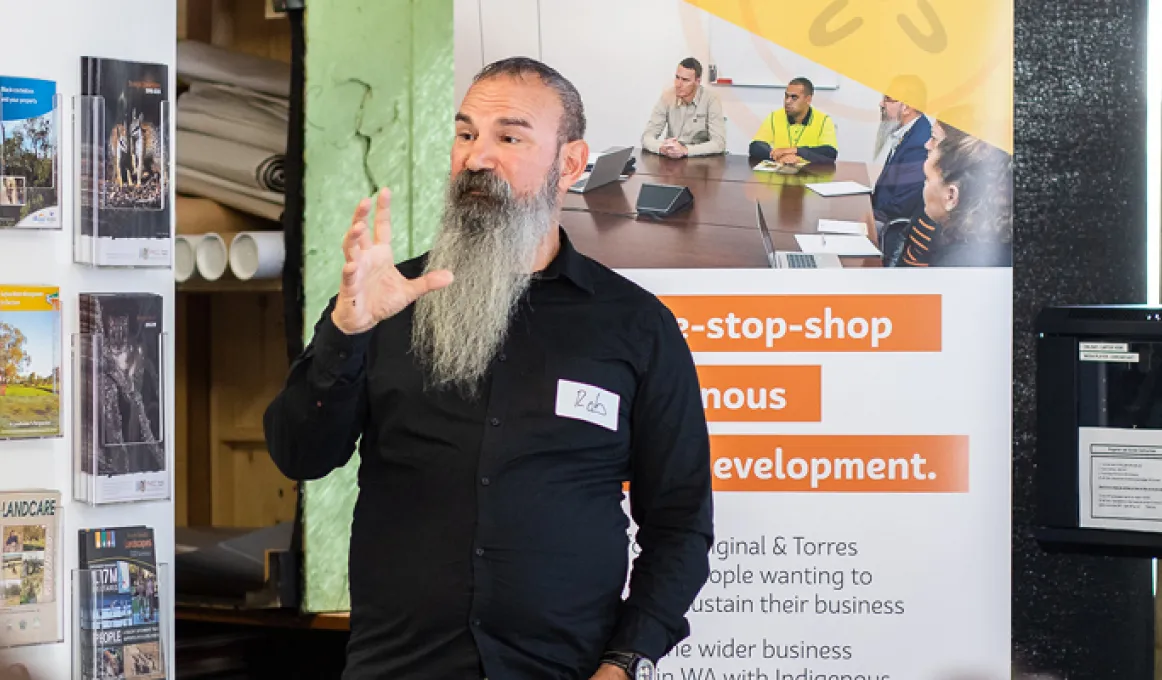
[789, 107, 814, 126]
[535, 227, 595, 295]
[893, 116, 919, 141]
[676, 85, 701, 107]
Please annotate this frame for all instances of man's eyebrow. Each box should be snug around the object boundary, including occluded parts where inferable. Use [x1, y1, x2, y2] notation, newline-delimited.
[454, 113, 531, 129]
[497, 117, 533, 129]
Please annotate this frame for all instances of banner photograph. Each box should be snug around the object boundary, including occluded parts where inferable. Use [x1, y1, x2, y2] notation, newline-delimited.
[452, 0, 1014, 677]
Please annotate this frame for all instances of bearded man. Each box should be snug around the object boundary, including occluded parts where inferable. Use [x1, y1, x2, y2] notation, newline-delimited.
[871, 75, 932, 229]
[264, 57, 713, 680]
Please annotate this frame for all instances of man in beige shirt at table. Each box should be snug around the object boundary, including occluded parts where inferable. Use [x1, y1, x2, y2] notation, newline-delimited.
[641, 57, 726, 158]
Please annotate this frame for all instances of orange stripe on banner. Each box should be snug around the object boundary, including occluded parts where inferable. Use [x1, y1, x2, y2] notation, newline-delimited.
[696, 365, 822, 422]
[660, 295, 941, 353]
[709, 435, 968, 493]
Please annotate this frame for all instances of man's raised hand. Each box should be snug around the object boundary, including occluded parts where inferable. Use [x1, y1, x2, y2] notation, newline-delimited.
[331, 188, 453, 335]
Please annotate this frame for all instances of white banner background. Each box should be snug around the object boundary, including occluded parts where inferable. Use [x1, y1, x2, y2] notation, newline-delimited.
[619, 269, 1012, 680]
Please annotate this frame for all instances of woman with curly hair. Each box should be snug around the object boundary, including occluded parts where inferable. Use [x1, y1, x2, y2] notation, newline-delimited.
[892, 120, 1013, 267]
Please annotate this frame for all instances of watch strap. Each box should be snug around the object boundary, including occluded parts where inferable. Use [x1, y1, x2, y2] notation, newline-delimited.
[602, 651, 653, 677]
[601, 651, 635, 672]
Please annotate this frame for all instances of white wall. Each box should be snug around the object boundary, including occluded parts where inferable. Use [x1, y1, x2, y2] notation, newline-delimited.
[0, 0, 176, 677]
[454, 0, 886, 164]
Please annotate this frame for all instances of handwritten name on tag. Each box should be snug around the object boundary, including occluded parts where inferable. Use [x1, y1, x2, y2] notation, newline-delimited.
[555, 379, 620, 431]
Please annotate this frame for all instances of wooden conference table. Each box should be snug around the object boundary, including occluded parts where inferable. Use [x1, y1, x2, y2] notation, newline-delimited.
[560, 150, 880, 269]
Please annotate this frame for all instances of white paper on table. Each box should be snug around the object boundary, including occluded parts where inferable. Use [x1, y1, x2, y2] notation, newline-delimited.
[795, 233, 882, 256]
[817, 219, 868, 235]
[805, 180, 872, 197]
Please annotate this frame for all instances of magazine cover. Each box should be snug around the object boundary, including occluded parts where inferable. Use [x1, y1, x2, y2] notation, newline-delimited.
[77, 56, 171, 266]
[0, 76, 60, 229]
[78, 293, 166, 503]
[0, 285, 61, 440]
[0, 490, 60, 648]
[77, 526, 164, 680]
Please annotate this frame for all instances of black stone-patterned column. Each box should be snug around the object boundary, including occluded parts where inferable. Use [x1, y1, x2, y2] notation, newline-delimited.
[1014, 0, 1153, 677]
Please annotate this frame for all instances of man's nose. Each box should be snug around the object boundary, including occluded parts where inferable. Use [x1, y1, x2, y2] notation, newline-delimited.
[464, 137, 498, 172]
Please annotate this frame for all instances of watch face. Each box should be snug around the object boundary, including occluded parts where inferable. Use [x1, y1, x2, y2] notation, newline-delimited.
[634, 660, 655, 680]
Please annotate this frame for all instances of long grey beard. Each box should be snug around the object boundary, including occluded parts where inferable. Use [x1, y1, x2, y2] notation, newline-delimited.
[874, 117, 902, 159]
[411, 167, 559, 398]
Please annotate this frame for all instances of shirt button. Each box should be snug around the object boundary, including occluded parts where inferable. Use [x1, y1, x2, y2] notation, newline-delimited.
[498, 353, 507, 362]
[489, 417, 500, 427]
[473, 619, 481, 627]
[481, 477, 491, 486]
[475, 548, 484, 557]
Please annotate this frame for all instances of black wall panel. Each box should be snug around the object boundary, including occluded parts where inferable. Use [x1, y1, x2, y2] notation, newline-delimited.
[1013, 0, 1153, 677]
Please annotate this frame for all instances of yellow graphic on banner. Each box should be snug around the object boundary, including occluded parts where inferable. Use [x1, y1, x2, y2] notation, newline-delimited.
[686, 0, 1013, 154]
[0, 286, 60, 312]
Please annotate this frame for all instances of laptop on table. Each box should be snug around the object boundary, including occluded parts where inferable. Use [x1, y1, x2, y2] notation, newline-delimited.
[569, 146, 634, 194]
[755, 200, 842, 269]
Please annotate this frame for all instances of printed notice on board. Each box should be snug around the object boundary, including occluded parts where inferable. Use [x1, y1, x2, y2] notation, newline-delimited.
[1079, 427, 1162, 531]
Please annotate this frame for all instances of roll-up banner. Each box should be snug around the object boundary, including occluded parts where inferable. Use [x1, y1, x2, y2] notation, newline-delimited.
[456, 1, 1011, 677]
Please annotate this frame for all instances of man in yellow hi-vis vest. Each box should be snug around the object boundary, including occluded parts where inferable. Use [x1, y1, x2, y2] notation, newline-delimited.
[748, 77, 839, 165]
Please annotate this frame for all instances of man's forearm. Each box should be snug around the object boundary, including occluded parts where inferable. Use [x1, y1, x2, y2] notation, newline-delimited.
[607, 521, 712, 661]
[642, 132, 665, 154]
[264, 307, 369, 480]
[797, 145, 837, 163]
[685, 136, 725, 157]
[748, 140, 773, 160]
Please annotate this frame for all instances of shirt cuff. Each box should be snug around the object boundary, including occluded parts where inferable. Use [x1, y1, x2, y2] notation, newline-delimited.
[606, 606, 676, 663]
[748, 140, 772, 160]
[308, 314, 374, 390]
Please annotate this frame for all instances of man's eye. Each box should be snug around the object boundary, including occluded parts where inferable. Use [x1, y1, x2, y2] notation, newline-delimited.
[502, 135, 520, 144]
[457, 131, 474, 141]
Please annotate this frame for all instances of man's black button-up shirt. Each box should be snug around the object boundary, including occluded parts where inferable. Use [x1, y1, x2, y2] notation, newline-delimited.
[264, 229, 714, 680]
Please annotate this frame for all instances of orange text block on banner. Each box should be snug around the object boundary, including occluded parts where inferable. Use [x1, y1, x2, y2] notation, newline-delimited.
[697, 365, 822, 422]
[659, 295, 941, 353]
[709, 435, 968, 493]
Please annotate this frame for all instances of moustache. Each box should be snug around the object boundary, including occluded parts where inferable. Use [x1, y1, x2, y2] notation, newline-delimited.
[452, 170, 513, 205]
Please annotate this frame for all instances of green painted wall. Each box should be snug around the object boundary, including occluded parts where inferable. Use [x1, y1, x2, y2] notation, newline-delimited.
[300, 0, 453, 613]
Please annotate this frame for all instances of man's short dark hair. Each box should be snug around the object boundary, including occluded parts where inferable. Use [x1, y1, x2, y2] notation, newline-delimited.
[679, 57, 703, 81]
[788, 76, 815, 96]
[473, 57, 586, 145]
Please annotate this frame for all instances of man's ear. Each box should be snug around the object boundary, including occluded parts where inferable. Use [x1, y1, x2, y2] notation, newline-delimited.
[558, 139, 590, 193]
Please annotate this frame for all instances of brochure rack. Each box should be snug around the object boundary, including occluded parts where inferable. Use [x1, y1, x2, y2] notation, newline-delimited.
[0, 284, 63, 442]
[71, 563, 170, 680]
[71, 332, 170, 506]
[0, 88, 62, 230]
[0, 490, 64, 650]
[72, 94, 172, 268]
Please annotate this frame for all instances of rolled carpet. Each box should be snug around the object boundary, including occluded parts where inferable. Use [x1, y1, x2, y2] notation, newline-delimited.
[177, 166, 283, 222]
[177, 40, 292, 99]
[177, 81, 288, 154]
[177, 129, 285, 193]
[178, 81, 288, 125]
[177, 110, 286, 155]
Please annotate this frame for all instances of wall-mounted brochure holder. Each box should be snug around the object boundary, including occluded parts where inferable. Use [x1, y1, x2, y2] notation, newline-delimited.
[0, 490, 65, 650]
[72, 94, 172, 268]
[72, 563, 170, 680]
[0, 85, 63, 230]
[72, 332, 170, 506]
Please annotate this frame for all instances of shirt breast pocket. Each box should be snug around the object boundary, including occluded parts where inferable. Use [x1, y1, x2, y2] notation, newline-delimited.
[528, 353, 636, 455]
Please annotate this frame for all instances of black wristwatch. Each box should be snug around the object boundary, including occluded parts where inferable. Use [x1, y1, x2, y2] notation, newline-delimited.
[601, 651, 655, 680]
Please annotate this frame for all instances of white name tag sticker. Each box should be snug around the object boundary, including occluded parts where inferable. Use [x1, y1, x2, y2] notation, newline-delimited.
[555, 379, 620, 431]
